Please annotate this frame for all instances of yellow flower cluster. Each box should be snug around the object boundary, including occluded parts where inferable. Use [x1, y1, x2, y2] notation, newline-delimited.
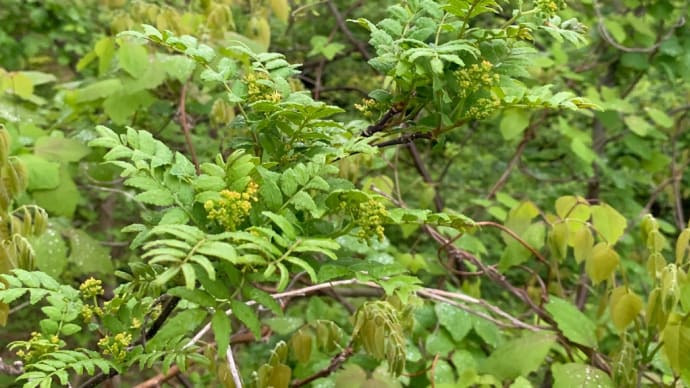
[456, 60, 500, 99]
[205, 181, 259, 231]
[354, 98, 377, 118]
[15, 332, 61, 364]
[535, 0, 566, 17]
[79, 277, 104, 299]
[98, 332, 132, 362]
[466, 96, 501, 120]
[244, 72, 282, 103]
[355, 199, 388, 241]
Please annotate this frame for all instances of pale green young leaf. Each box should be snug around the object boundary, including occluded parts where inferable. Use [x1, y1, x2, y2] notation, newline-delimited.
[135, 189, 174, 206]
[676, 229, 690, 265]
[609, 287, 643, 332]
[586, 243, 620, 285]
[573, 226, 594, 264]
[499, 109, 530, 140]
[590, 204, 627, 244]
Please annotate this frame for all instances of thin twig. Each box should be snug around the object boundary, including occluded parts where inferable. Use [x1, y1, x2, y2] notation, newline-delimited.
[373, 132, 432, 147]
[133, 365, 180, 388]
[475, 221, 547, 264]
[226, 346, 243, 388]
[291, 344, 354, 387]
[325, 0, 371, 60]
[361, 104, 404, 136]
[178, 83, 200, 174]
[0, 357, 23, 376]
[407, 141, 444, 211]
[592, 0, 685, 53]
[486, 126, 535, 199]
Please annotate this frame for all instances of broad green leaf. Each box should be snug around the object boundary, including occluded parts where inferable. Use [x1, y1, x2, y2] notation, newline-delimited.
[609, 287, 643, 332]
[549, 222, 569, 260]
[661, 313, 690, 375]
[230, 300, 261, 339]
[479, 332, 556, 380]
[33, 167, 80, 217]
[623, 115, 653, 137]
[499, 109, 530, 140]
[435, 302, 472, 343]
[135, 189, 174, 206]
[104, 90, 155, 125]
[212, 310, 232, 357]
[645, 107, 673, 128]
[119, 41, 149, 78]
[590, 204, 627, 244]
[545, 297, 597, 347]
[31, 229, 68, 278]
[17, 154, 60, 190]
[551, 363, 613, 388]
[555, 196, 590, 221]
[266, 317, 303, 335]
[503, 201, 540, 242]
[34, 136, 90, 163]
[94, 37, 115, 75]
[6, 72, 33, 99]
[65, 229, 113, 274]
[586, 243, 620, 285]
[73, 79, 123, 103]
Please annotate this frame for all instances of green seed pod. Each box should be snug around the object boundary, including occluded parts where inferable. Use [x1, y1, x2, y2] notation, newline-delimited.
[374, 322, 387, 359]
[6, 158, 28, 196]
[10, 216, 23, 236]
[290, 330, 312, 363]
[0, 128, 9, 166]
[0, 184, 10, 215]
[31, 207, 48, 236]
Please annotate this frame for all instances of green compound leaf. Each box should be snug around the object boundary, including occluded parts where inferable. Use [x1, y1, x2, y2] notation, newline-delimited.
[231, 299, 261, 339]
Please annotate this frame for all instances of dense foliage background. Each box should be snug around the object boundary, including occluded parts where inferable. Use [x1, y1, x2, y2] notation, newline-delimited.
[1, 0, 690, 387]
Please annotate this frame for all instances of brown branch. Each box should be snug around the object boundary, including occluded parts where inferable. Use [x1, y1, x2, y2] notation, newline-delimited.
[179, 83, 200, 175]
[407, 141, 444, 211]
[133, 365, 181, 388]
[291, 345, 354, 387]
[486, 126, 535, 199]
[361, 104, 404, 137]
[475, 221, 547, 264]
[0, 357, 23, 376]
[374, 132, 432, 147]
[325, 0, 371, 60]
